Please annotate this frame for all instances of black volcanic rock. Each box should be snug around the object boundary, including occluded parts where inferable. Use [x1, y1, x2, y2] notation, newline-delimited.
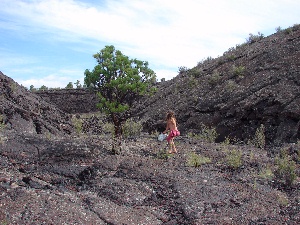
[0, 72, 73, 135]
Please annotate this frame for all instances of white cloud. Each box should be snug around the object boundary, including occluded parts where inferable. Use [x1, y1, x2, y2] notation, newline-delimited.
[17, 69, 84, 89]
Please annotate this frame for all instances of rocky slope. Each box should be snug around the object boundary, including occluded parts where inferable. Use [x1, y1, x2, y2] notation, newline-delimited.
[132, 25, 300, 145]
[0, 72, 74, 135]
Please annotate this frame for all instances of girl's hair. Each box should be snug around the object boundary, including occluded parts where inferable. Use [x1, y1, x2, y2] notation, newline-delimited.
[166, 111, 176, 121]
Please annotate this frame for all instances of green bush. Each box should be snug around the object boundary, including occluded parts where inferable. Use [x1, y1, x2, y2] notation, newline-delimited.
[225, 149, 243, 169]
[72, 117, 83, 135]
[200, 125, 217, 143]
[248, 124, 265, 149]
[188, 125, 218, 143]
[246, 32, 264, 44]
[233, 65, 245, 78]
[156, 149, 172, 160]
[122, 118, 143, 138]
[187, 152, 211, 167]
[275, 151, 297, 187]
[225, 80, 237, 92]
[208, 71, 221, 85]
[258, 165, 274, 180]
[101, 122, 115, 135]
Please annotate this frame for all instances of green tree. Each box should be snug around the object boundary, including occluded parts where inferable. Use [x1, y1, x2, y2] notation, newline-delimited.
[39, 85, 48, 91]
[84, 45, 156, 142]
[65, 82, 73, 89]
[29, 85, 36, 92]
[75, 80, 82, 89]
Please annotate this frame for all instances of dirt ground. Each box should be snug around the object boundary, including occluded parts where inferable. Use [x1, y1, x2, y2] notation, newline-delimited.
[0, 129, 299, 225]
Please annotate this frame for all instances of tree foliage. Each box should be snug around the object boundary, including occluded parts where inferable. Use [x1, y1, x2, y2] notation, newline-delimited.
[84, 45, 156, 138]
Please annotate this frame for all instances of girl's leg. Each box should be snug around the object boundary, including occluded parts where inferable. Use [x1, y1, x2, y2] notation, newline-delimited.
[168, 138, 174, 153]
[172, 139, 177, 153]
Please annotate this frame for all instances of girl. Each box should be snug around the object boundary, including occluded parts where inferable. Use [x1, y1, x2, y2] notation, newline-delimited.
[163, 111, 180, 153]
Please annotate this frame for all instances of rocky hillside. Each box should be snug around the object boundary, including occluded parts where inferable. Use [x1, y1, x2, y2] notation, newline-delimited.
[0, 72, 74, 135]
[37, 89, 99, 114]
[132, 25, 300, 145]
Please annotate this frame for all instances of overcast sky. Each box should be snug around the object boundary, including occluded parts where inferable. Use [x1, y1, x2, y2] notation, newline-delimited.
[0, 0, 299, 88]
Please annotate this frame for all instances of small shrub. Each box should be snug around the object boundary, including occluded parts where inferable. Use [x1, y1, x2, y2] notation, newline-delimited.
[208, 71, 221, 85]
[233, 65, 245, 78]
[178, 66, 188, 74]
[122, 118, 143, 138]
[246, 32, 264, 44]
[284, 27, 293, 35]
[188, 67, 203, 78]
[225, 80, 237, 92]
[102, 122, 115, 135]
[9, 83, 17, 92]
[275, 26, 282, 33]
[225, 149, 243, 169]
[72, 117, 83, 135]
[188, 125, 218, 143]
[222, 136, 231, 146]
[275, 151, 297, 187]
[187, 152, 211, 167]
[258, 165, 274, 180]
[200, 125, 218, 143]
[248, 124, 265, 149]
[156, 149, 172, 160]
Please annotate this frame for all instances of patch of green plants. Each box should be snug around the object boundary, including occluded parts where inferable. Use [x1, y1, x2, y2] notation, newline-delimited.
[122, 118, 143, 138]
[232, 65, 245, 78]
[225, 149, 243, 169]
[188, 125, 218, 143]
[178, 66, 188, 74]
[258, 165, 274, 180]
[245, 32, 264, 44]
[101, 122, 115, 136]
[187, 67, 203, 78]
[187, 152, 211, 167]
[208, 71, 221, 86]
[156, 149, 172, 160]
[248, 124, 265, 149]
[284, 27, 293, 35]
[225, 80, 237, 92]
[9, 83, 17, 92]
[72, 117, 83, 135]
[221, 136, 231, 146]
[274, 149, 297, 187]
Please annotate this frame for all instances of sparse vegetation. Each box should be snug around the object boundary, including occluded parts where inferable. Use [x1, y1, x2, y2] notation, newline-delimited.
[65, 82, 74, 89]
[72, 117, 83, 135]
[248, 124, 265, 149]
[274, 149, 297, 187]
[225, 148, 243, 169]
[178, 66, 188, 74]
[188, 125, 218, 143]
[246, 32, 264, 44]
[187, 152, 211, 167]
[208, 71, 221, 85]
[225, 80, 237, 92]
[258, 165, 274, 180]
[232, 65, 245, 78]
[122, 118, 143, 139]
[156, 149, 172, 160]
